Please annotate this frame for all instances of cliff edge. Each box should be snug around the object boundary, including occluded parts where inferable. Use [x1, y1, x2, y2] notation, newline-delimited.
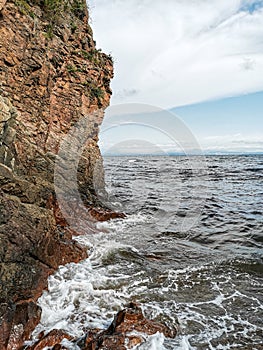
[0, 0, 113, 348]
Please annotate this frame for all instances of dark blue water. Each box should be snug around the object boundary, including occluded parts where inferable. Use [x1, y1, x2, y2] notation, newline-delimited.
[34, 155, 263, 349]
[101, 155, 263, 348]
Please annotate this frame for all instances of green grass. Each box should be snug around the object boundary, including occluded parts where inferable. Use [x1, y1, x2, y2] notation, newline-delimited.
[82, 81, 105, 103]
[14, 0, 87, 37]
[15, 0, 35, 18]
[66, 64, 78, 73]
[90, 86, 104, 100]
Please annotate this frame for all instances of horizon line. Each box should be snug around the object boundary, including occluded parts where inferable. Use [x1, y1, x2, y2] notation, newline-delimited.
[102, 151, 263, 157]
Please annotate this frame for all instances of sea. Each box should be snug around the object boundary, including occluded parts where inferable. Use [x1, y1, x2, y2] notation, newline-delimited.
[31, 155, 263, 349]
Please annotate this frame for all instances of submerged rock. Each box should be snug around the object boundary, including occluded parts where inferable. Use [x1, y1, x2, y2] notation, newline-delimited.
[25, 303, 178, 350]
[23, 329, 73, 350]
[89, 207, 126, 222]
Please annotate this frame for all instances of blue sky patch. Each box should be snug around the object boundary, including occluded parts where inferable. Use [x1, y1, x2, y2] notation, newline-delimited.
[241, 0, 263, 14]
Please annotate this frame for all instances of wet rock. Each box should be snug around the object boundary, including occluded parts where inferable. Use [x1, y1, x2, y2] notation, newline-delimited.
[0, 187, 88, 349]
[0, 302, 41, 350]
[24, 329, 73, 350]
[99, 302, 177, 347]
[89, 207, 126, 221]
[46, 196, 125, 235]
[27, 303, 177, 350]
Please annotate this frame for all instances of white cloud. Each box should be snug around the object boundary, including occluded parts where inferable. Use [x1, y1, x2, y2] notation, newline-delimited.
[200, 133, 263, 152]
[88, 0, 263, 108]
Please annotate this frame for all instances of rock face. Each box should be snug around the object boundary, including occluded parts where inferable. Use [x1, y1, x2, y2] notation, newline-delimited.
[0, 0, 114, 348]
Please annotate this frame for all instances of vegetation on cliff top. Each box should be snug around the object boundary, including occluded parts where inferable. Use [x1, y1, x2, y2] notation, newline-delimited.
[15, 0, 86, 24]
[12, 0, 112, 105]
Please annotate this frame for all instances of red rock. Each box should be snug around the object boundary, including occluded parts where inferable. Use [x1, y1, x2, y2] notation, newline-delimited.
[89, 207, 126, 222]
[108, 302, 177, 339]
[25, 303, 177, 350]
[0, 0, 113, 348]
[2, 302, 41, 350]
[77, 302, 177, 350]
[24, 329, 73, 350]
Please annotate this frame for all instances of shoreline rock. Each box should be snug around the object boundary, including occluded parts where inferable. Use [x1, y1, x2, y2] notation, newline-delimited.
[0, 0, 115, 348]
[23, 303, 178, 350]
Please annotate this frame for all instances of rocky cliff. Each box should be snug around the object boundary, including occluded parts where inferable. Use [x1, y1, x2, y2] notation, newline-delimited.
[0, 0, 114, 348]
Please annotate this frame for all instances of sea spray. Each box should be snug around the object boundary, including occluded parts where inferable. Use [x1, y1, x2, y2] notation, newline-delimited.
[32, 156, 263, 349]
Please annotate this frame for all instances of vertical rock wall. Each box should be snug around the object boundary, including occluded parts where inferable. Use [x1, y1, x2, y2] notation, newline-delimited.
[0, 0, 113, 348]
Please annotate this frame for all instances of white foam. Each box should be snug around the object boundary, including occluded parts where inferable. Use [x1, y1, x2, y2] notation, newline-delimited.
[176, 336, 195, 350]
[34, 253, 127, 337]
[61, 339, 80, 350]
[95, 212, 149, 232]
[32, 211, 263, 349]
[134, 332, 165, 350]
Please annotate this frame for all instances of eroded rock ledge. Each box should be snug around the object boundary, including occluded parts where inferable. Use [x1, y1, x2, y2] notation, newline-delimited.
[0, 0, 116, 348]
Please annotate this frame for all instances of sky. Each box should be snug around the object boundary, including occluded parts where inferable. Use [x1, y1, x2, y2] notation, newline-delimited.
[87, 0, 263, 154]
[175, 91, 263, 153]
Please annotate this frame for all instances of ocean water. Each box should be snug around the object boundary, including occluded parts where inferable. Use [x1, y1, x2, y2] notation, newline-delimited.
[32, 155, 263, 349]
